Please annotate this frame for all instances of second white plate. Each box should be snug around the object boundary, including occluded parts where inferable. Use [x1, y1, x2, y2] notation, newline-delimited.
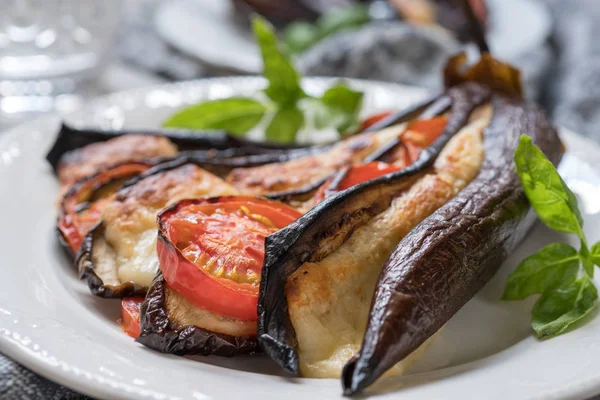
[154, 0, 552, 74]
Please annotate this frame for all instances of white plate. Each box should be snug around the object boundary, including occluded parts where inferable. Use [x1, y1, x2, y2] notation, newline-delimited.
[154, 0, 552, 74]
[1, 77, 600, 400]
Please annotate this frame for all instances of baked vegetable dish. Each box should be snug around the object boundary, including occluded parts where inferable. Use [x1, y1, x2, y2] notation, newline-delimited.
[49, 49, 563, 395]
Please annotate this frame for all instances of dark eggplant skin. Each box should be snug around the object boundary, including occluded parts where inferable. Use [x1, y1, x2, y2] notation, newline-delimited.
[46, 123, 324, 174]
[136, 271, 259, 356]
[257, 82, 491, 375]
[341, 96, 563, 395]
[77, 222, 147, 298]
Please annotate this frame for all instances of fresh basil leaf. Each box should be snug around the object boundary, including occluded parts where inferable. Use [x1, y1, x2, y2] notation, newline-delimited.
[591, 242, 600, 267]
[313, 106, 356, 134]
[532, 275, 597, 338]
[284, 22, 320, 54]
[514, 135, 585, 239]
[318, 4, 370, 37]
[321, 84, 363, 116]
[252, 16, 304, 105]
[502, 243, 580, 300]
[312, 84, 363, 134]
[265, 105, 304, 144]
[163, 97, 266, 136]
[284, 4, 370, 54]
[580, 243, 595, 277]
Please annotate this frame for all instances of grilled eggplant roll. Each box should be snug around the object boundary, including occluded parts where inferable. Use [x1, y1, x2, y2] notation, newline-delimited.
[55, 133, 178, 189]
[137, 196, 302, 355]
[258, 82, 490, 377]
[258, 54, 562, 391]
[341, 60, 562, 395]
[77, 160, 238, 298]
[57, 161, 153, 256]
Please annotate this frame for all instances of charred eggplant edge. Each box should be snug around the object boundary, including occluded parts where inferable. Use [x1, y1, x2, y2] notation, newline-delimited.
[136, 270, 259, 356]
[77, 221, 147, 298]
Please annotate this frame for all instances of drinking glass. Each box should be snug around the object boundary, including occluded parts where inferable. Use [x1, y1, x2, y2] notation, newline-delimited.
[0, 0, 122, 116]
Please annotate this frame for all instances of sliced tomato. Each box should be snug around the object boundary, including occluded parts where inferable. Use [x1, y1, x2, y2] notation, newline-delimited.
[313, 162, 403, 204]
[58, 162, 151, 253]
[121, 298, 143, 338]
[359, 111, 393, 131]
[402, 117, 448, 162]
[338, 162, 402, 191]
[157, 196, 302, 321]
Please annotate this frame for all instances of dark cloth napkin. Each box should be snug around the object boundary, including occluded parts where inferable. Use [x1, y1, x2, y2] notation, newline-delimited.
[0, 356, 92, 399]
[1, 0, 599, 399]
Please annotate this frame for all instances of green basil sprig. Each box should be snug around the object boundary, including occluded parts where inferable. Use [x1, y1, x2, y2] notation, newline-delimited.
[163, 97, 266, 135]
[503, 135, 599, 339]
[284, 4, 371, 54]
[163, 16, 363, 144]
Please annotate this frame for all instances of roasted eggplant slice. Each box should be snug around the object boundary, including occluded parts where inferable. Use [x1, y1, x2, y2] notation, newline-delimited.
[258, 82, 491, 376]
[137, 196, 301, 356]
[49, 124, 336, 185]
[76, 162, 238, 298]
[58, 161, 153, 257]
[228, 94, 457, 199]
[55, 133, 178, 188]
[263, 101, 452, 203]
[47, 123, 319, 174]
[342, 95, 563, 395]
[306, 116, 450, 207]
[138, 273, 260, 356]
[226, 128, 399, 196]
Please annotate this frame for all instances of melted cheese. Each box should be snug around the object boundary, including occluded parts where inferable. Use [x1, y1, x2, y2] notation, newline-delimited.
[165, 284, 256, 337]
[100, 164, 238, 288]
[286, 107, 492, 378]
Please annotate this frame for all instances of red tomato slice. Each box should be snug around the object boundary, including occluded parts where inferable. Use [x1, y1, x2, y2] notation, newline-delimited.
[121, 298, 143, 338]
[338, 162, 402, 191]
[58, 163, 150, 253]
[402, 117, 448, 162]
[157, 196, 302, 321]
[359, 111, 393, 131]
[312, 162, 402, 203]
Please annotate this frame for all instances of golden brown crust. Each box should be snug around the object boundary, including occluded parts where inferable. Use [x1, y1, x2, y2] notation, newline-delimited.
[226, 126, 405, 195]
[58, 135, 178, 186]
